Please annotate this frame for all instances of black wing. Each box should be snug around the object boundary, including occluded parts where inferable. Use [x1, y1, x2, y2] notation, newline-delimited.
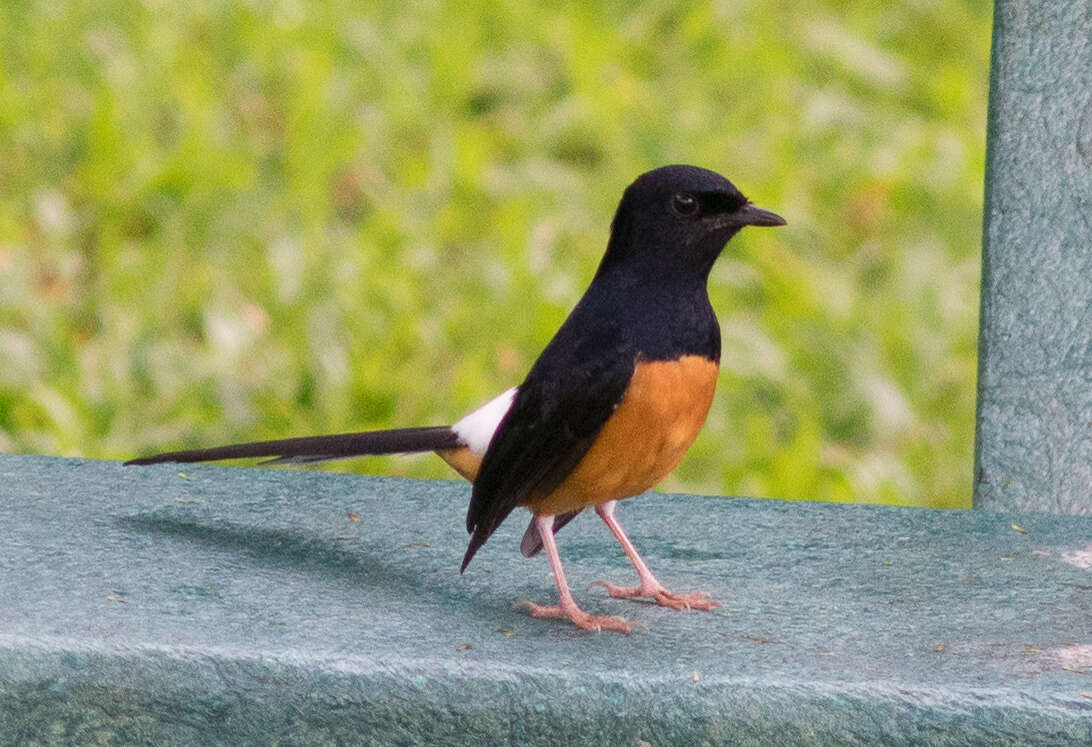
[460, 318, 636, 571]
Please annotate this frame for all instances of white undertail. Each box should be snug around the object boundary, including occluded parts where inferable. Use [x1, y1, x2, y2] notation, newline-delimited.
[452, 387, 518, 455]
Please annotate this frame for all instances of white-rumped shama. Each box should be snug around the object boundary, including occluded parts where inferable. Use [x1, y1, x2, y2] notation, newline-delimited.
[127, 164, 786, 633]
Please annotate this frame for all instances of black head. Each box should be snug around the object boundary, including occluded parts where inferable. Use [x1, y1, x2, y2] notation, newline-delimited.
[596, 164, 785, 284]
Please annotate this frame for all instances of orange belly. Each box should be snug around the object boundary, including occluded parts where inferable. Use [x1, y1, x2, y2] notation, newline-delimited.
[530, 355, 718, 516]
[436, 355, 718, 513]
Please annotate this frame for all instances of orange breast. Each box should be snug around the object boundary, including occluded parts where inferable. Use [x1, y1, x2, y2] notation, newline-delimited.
[530, 355, 718, 516]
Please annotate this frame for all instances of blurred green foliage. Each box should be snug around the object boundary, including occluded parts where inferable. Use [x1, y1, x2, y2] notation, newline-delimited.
[0, 0, 990, 508]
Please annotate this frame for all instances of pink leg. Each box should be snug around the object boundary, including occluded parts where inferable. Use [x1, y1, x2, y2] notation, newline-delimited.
[590, 501, 720, 612]
[515, 514, 634, 633]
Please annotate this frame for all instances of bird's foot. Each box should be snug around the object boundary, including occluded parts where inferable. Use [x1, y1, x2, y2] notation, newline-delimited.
[514, 599, 634, 633]
[589, 581, 721, 612]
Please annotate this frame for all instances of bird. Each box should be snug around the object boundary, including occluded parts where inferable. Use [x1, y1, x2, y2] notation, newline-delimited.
[126, 164, 786, 633]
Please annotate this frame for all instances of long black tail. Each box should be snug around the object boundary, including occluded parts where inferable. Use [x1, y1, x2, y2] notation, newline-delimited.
[124, 426, 461, 467]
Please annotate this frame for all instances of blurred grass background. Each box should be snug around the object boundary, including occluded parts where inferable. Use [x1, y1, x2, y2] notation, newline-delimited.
[0, 0, 991, 508]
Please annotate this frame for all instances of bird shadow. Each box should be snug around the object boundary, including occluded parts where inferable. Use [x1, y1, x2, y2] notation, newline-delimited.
[117, 512, 502, 614]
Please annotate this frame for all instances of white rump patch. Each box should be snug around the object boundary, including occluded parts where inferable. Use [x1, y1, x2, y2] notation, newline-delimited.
[452, 387, 517, 455]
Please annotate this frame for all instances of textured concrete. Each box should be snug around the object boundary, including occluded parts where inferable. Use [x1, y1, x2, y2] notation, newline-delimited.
[2, 454, 1090, 745]
[976, 0, 1092, 513]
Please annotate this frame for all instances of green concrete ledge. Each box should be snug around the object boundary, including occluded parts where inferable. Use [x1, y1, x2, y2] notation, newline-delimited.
[1, 454, 1090, 744]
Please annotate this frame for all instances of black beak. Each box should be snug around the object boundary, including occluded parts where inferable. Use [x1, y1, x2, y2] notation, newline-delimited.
[733, 203, 786, 227]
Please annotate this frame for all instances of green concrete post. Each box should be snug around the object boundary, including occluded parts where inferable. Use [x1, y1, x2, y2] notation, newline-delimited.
[975, 0, 1092, 513]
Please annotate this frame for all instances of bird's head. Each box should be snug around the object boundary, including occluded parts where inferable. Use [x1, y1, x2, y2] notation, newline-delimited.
[597, 164, 785, 283]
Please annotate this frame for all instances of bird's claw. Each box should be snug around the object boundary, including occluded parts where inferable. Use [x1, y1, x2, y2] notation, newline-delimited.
[514, 599, 634, 633]
[589, 580, 721, 612]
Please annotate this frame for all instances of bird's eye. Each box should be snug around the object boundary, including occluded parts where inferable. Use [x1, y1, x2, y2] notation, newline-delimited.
[671, 192, 699, 217]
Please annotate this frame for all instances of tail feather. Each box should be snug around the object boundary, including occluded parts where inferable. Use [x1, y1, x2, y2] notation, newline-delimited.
[125, 426, 461, 467]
